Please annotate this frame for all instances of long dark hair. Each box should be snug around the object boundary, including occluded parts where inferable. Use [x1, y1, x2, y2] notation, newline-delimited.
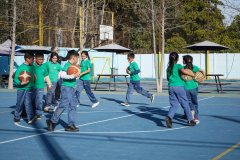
[168, 52, 179, 76]
[183, 55, 193, 71]
[81, 51, 90, 59]
[50, 52, 59, 60]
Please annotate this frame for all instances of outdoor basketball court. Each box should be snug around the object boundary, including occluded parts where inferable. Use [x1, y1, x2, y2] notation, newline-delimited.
[0, 87, 239, 160]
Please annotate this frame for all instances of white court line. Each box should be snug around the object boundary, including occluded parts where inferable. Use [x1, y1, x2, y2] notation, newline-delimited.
[57, 126, 189, 134]
[0, 96, 214, 144]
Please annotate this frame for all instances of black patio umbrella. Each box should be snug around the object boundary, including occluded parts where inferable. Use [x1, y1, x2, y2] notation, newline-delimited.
[93, 43, 134, 74]
[184, 40, 231, 79]
[16, 45, 51, 54]
[184, 40, 231, 51]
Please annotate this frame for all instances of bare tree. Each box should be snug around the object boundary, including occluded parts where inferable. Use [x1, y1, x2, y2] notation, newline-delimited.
[151, 0, 160, 92]
[159, 0, 165, 92]
[71, 0, 79, 47]
[8, 0, 16, 89]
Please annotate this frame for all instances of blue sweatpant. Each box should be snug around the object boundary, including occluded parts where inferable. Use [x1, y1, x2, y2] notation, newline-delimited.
[126, 81, 152, 103]
[14, 89, 35, 121]
[76, 79, 98, 104]
[51, 85, 78, 126]
[168, 86, 193, 121]
[32, 88, 44, 116]
[186, 88, 198, 118]
[45, 82, 58, 107]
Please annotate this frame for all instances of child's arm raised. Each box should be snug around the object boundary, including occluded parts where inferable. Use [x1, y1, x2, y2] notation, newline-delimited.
[180, 68, 194, 77]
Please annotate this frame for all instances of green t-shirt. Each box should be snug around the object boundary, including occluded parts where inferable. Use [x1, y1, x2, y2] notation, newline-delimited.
[129, 61, 140, 81]
[33, 63, 48, 89]
[62, 62, 77, 88]
[167, 63, 185, 87]
[14, 63, 35, 90]
[184, 65, 200, 90]
[44, 61, 62, 82]
[80, 59, 92, 81]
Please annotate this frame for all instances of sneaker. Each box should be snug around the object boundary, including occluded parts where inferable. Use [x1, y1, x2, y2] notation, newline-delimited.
[182, 114, 187, 119]
[37, 115, 41, 120]
[14, 118, 20, 123]
[65, 125, 79, 132]
[44, 107, 50, 112]
[187, 120, 196, 126]
[28, 116, 37, 125]
[165, 116, 172, 128]
[46, 119, 54, 132]
[91, 102, 99, 108]
[151, 94, 155, 103]
[73, 124, 79, 130]
[121, 102, 130, 107]
[194, 118, 200, 124]
[191, 110, 195, 120]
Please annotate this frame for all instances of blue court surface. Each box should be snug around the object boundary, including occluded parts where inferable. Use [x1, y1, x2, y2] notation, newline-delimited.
[0, 90, 239, 160]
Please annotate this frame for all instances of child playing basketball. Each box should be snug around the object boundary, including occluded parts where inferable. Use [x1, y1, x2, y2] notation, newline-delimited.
[121, 53, 154, 106]
[76, 51, 99, 108]
[44, 52, 62, 112]
[32, 52, 52, 120]
[13, 53, 37, 124]
[46, 50, 80, 132]
[165, 52, 196, 128]
[182, 55, 205, 124]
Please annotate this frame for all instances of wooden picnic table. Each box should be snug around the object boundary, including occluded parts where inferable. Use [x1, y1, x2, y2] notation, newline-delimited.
[93, 74, 129, 91]
[0, 74, 9, 88]
[199, 74, 231, 94]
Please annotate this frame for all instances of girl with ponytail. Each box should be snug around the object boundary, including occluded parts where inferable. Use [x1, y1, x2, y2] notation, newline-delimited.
[165, 52, 196, 128]
[182, 55, 205, 124]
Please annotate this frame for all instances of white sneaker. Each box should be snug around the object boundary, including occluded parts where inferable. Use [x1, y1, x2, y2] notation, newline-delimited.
[28, 116, 37, 125]
[121, 102, 130, 106]
[92, 102, 99, 108]
[194, 118, 200, 124]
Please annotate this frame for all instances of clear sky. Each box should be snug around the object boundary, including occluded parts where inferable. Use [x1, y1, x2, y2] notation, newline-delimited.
[218, 0, 240, 26]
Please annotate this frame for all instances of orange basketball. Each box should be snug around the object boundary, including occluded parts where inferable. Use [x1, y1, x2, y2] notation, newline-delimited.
[34, 74, 37, 83]
[19, 71, 31, 82]
[67, 64, 80, 75]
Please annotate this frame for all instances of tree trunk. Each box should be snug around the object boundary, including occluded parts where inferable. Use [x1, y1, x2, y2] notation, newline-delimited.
[98, 0, 105, 47]
[79, 0, 85, 62]
[55, 13, 59, 47]
[91, 0, 94, 48]
[159, 0, 165, 92]
[84, 0, 89, 46]
[71, 0, 79, 48]
[151, 0, 160, 92]
[8, 0, 16, 89]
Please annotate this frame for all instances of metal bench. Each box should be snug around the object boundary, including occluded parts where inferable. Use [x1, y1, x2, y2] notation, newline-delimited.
[199, 74, 231, 94]
[94, 74, 129, 91]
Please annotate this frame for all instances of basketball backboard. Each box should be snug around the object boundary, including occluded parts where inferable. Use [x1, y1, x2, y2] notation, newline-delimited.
[99, 25, 113, 41]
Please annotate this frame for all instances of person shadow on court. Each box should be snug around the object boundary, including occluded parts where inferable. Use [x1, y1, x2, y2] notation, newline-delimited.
[101, 97, 149, 106]
[123, 106, 187, 127]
